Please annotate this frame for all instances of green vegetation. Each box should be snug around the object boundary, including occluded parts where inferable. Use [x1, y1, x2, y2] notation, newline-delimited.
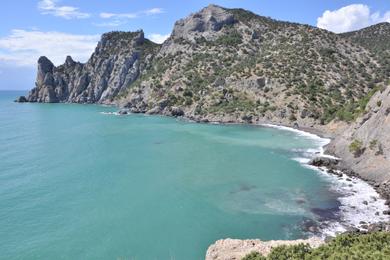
[215, 29, 242, 46]
[341, 23, 390, 79]
[369, 139, 378, 150]
[322, 86, 382, 123]
[116, 7, 388, 123]
[243, 232, 390, 260]
[349, 139, 364, 157]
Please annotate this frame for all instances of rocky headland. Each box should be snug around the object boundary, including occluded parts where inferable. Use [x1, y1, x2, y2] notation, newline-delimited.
[16, 4, 390, 259]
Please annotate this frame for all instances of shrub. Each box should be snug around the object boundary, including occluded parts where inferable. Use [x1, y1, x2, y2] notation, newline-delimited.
[242, 251, 266, 260]
[349, 139, 364, 157]
[183, 89, 193, 97]
[289, 114, 297, 121]
[369, 139, 378, 150]
[267, 244, 311, 260]
[215, 30, 242, 46]
[242, 232, 390, 260]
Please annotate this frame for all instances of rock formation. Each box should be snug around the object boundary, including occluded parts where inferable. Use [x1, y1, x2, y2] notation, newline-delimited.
[326, 84, 390, 201]
[25, 30, 159, 104]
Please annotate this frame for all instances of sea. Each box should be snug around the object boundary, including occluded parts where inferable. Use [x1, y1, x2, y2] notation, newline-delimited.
[0, 91, 388, 259]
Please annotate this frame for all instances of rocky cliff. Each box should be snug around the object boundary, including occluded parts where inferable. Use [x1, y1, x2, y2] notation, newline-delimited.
[326, 84, 390, 200]
[25, 30, 159, 104]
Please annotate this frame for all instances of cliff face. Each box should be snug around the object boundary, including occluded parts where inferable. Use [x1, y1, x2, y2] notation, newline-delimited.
[327, 84, 390, 185]
[26, 31, 159, 104]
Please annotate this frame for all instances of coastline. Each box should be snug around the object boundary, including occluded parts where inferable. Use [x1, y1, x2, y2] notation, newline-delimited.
[197, 119, 389, 259]
[107, 109, 390, 236]
[183, 116, 390, 209]
[17, 100, 390, 258]
[258, 122, 389, 235]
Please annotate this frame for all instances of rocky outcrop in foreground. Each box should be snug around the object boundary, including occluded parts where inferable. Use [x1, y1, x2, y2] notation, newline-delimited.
[205, 237, 323, 260]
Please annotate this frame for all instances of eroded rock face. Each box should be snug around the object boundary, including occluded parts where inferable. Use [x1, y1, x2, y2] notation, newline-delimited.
[172, 4, 236, 40]
[25, 30, 159, 104]
[327, 85, 390, 184]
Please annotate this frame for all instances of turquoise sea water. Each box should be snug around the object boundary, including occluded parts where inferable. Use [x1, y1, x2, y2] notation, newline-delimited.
[0, 91, 342, 259]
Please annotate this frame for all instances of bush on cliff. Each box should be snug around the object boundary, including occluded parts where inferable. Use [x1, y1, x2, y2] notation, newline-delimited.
[349, 139, 364, 157]
[242, 232, 390, 260]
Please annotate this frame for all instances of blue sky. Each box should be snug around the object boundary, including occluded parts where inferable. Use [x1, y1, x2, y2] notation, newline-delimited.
[0, 0, 389, 90]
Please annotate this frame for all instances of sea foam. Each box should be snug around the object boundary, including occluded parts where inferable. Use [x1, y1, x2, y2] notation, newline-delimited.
[261, 123, 389, 237]
[100, 111, 120, 116]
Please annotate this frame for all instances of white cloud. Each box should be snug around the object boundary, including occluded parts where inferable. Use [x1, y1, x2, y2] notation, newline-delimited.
[0, 29, 99, 66]
[38, 0, 90, 19]
[97, 8, 164, 27]
[99, 12, 138, 19]
[144, 8, 164, 15]
[317, 4, 390, 33]
[148, 33, 170, 44]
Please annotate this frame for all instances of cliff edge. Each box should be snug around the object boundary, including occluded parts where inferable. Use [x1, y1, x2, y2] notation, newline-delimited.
[326, 84, 390, 201]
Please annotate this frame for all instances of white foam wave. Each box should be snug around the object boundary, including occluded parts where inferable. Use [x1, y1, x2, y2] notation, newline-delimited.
[100, 111, 120, 116]
[261, 124, 335, 158]
[315, 167, 389, 237]
[262, 123, 389, 237]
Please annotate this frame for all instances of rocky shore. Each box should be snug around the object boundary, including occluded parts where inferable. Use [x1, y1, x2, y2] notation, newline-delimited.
[120, 103, 390, 208]
[118, 108, 390, 230]
[309, 156, 390, 212]
[205, 237, 324, 260]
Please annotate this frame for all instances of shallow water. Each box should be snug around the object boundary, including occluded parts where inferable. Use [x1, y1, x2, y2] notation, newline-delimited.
[0, 91, 386, 259]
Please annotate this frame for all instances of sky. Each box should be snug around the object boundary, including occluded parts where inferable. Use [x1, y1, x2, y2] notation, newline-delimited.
[0, 0, 389, 90]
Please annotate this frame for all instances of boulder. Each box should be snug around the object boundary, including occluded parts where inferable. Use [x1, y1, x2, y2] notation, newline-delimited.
[118, 108, 130, 115]
[309, 157, 339, 167]
[15, 96, 27, 103]
[170, 106, 184, 117]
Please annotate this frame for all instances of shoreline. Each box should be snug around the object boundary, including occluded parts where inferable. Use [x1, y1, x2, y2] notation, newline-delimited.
[257, 122, 389, 236]
[178, 115, 390, 209]
[14, 100, 390, 258]
[105, 109, 390, 236]
[194, 118, 390, 259]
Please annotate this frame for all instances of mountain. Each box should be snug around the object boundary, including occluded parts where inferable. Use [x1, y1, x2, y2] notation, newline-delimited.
[341, 22, 390, 79]
[25, 31, 159, 103]
[20, 5, 388, 126]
